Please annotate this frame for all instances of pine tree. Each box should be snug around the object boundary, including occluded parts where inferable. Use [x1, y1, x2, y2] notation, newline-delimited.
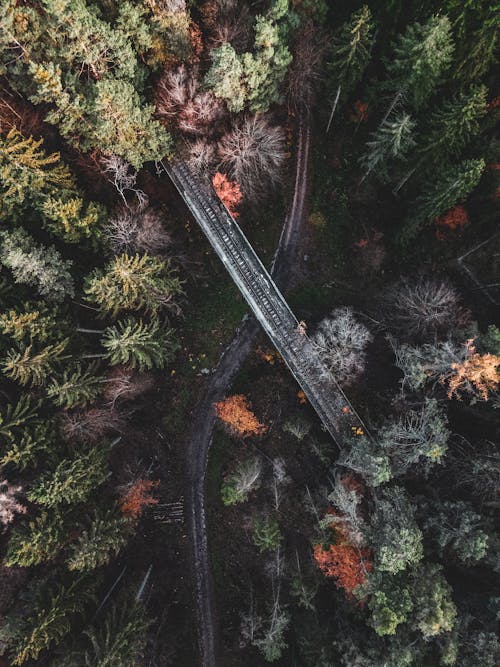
[5, 510, 67, 567]
[0, 128, 104, 241]
[41, 196, 104, 244]
[85, 253, 183, 317]
[360, 112, 416, 181]
[419, 85, 488, 163]
[241, 0, 293, 113]
[1, 421, 58, 471]
[3, 340, 69, 387]
[66, 508, 131, 571]
[28, 444, 111, 507]
[47, 363, 104, 409]
[411, 563, 456, 638]
[80, 597, 152, 666]
[5, 576, 96, 665]
[0, 229, 75, 302]
[385, 15, 454, 111]
[0, 396, 40, 441]
[0, 128, 74, 220]
[399, 158, 485, 245]
[204, 43, 246, 113]
[327, 5, 374, 127]
[101, 317, 178, 370]
[0, 303, 61, 344]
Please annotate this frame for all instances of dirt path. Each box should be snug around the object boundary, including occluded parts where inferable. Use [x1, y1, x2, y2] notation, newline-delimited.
[184, 113, 311, 667]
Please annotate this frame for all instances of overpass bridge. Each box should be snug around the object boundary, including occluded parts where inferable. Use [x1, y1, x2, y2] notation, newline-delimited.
[164, 160, 370, 447]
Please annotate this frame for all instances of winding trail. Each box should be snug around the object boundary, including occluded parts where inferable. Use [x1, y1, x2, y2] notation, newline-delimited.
[183, 113, 312, 667]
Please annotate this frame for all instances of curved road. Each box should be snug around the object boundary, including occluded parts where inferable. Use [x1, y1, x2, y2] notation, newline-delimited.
[184, 113, 312, 667]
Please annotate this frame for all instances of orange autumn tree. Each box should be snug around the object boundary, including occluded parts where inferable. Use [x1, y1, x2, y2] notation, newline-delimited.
[215, 394, 267, 438]
[446, 340, 500, 401]
[435, 205, 469, 239]
[119, 479, 159, 520]
[314, 541, 372, 596]
[212, 172, 243, 218]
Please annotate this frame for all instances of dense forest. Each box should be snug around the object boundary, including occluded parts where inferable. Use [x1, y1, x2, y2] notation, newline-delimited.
[0, 1, 498, 666]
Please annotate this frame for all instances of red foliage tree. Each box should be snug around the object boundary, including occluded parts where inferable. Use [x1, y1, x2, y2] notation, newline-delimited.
[212, 172, 243, 218]
[435, 205, 469, 239]
[313, 540, 372, 595]
[119, 479, 159, 520]
[215, 394, 267, 438]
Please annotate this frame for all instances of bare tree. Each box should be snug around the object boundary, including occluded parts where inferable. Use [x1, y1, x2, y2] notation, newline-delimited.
[270, 458, 290, 511]
[217, 115, 287, 201]
[312, 306, 373, 385]
[100, 154, 147, 207]
[59, 407, 127, 443]
[102, 366, 155, 407]
[0, 480, 27, 531]
[156, 65, 227, 137]
[382, 277, 468, 340]
[105, 204, 172, 255]
[183, 138, 217, 174]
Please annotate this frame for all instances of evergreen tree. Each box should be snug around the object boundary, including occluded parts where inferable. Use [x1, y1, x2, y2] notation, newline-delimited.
[399, 158, 485, 245]
[385, 15, 454, 111]
[421, 500, 489, 564]
[0, 1, 172, 168]
[66, 509, 131, 571]
[360, 112, 416, 181]
[0, 303, 61, 344]
[205, 0, 293, 113]
[0, 421, 58, 471]
[204, 44, 246, 113]
[337, 436, 392, 487]
[85, 253, 183, 317]
[102, 317, 179, 370]
[3, 340, 69, 387]
[80, 597, 152, 666]
[6, 510, 67, 567]
[0, 396, 40, 441]
[371, 486, 423, 574]
[0, 128, 104, 241]
[0, 128, 74, 219]
[28, 444, 111, 507]
[251, 516, 282, 552]
[47, 363, 104, 409]
[3, 576, 96, 666]
[0, 229, 75, 302]
[241, 0, 293, 113]
[327, 5, 374, 127]
[419, 85, 488, 163]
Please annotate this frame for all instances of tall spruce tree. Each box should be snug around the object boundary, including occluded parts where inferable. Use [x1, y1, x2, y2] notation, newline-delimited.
[384, 15, 454, 112]
[399, 158, 485, 244]
[360, 112, 416, 181]
[3, 340, 69, 387]
[27, 444, 111, 507]
[3, 576, 96, 666]
[6, 510, 68, 567]
[47, 363, 104, 409]
[0, 229, 75, 302]
[66, 508, 131, 571]
[85, 253, 183, 317]
[102, 317, 179, 370]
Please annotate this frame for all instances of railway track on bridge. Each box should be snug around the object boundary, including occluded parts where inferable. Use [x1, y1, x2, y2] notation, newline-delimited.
[164, 160, 370, 446]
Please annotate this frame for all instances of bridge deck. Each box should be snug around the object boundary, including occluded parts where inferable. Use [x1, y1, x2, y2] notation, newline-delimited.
[165, 160, 370, 447]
